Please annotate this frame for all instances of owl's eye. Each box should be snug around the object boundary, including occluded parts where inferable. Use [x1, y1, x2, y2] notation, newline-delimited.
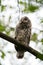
[22, 21, 23, 23]
[20, 21, 23, 24]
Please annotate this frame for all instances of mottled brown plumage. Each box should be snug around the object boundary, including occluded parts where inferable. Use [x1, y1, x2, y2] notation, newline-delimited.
[14, 16, 31, 58]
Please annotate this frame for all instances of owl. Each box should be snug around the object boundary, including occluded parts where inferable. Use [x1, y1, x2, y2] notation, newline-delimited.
[14, 16, 31, 58]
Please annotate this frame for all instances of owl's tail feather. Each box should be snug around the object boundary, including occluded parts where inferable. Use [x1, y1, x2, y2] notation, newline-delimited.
[16, 51, 24, 58]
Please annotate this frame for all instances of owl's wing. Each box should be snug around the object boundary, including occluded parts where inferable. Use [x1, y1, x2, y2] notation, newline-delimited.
[26, 28, 31, 44]
[15, 24, 20, 39]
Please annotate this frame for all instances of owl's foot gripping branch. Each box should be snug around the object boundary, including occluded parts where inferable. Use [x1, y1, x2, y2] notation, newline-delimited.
[0, 32, 43, 60]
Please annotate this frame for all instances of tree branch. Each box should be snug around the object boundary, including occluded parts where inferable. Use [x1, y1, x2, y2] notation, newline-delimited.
[0, 32, 43, 60]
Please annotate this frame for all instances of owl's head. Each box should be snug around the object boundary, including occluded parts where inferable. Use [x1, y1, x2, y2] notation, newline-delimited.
[20, 16, 30, 24]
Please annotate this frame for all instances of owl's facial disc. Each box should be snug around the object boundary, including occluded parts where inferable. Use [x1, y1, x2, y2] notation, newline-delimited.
[20, 16, 29, 24]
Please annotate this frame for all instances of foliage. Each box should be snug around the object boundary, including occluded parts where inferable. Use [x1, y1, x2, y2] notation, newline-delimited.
[0, 24, 5, 32]
[0, 0, 1, 5]
[0, 1, 43, 43]
[36, 0, 43, 4]
[40, 19, 43, 23]
[19, 1, 27, 6]
[1, 5, 6, 11]
[23, 4, 39, 13]
[19, 0, 39, 13]
[31, 33, 38, 42]
[1, 51, 5, 59]
[41, 39, 43, 44]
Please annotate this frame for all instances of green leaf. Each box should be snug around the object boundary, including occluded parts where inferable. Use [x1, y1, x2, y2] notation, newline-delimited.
[5, 31, 10, 35]
[19, 1, 27, 6]
[31, 33, 38, 42]
[41, 39, 43, 44]
[0, 24, 5, 32]
[1, 51, 5, 59]
[1, 5, 6, 11]
[0, 0, 1, 6]
[10, 28, 15, 31]
[36, 0, 43, 4]
[40, 20, 43, 23]
[40, 30, 43, 32]
[23, 4, 39, 13]
[29, 4, 39, 12]
[19, 1, 23, 4]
